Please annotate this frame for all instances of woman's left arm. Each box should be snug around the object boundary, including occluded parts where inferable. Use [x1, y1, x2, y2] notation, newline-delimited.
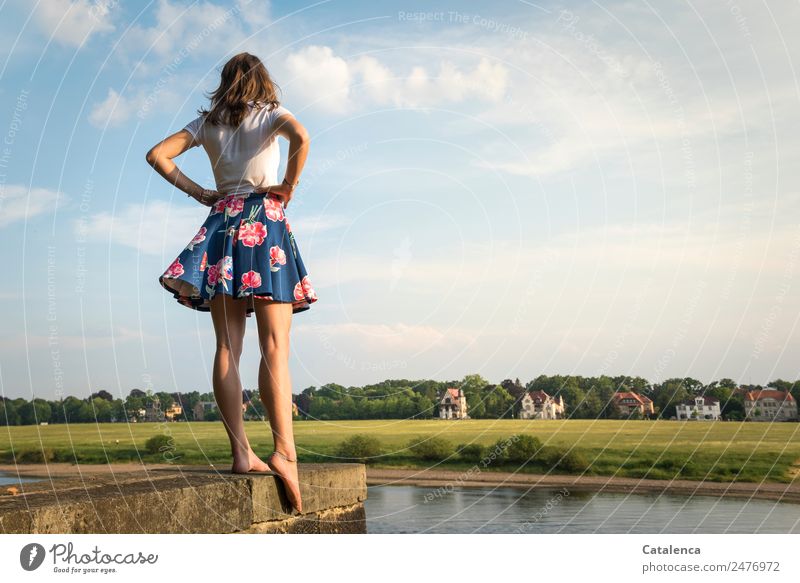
[145, 130, 221, 206]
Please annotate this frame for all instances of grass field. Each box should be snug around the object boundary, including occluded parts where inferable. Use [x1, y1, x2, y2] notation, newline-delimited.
[2, 419, 799, 483]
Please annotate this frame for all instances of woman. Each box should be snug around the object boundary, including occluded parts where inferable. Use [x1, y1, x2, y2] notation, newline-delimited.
[145, 52, 316, 514]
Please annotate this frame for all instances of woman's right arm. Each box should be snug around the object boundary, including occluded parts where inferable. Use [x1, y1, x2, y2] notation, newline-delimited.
[265, 115, 310, 208]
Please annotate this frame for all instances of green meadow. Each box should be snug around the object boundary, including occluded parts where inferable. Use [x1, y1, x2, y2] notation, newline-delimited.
[2, 419, 799, 483]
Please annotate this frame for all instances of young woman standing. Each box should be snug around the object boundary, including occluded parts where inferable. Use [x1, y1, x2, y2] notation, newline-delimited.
[146, 52, 317, 514]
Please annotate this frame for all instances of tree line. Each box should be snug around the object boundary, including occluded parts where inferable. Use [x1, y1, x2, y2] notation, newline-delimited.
[296, 375, 798, 421]
[1, 375, 798, 425]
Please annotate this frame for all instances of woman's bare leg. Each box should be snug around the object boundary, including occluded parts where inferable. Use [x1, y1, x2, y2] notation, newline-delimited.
[253, 299, 301, 511]
[209, 293, 269, 473]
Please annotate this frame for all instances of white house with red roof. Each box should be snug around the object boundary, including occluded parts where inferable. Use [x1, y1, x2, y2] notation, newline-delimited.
[438, 387, 468, 419]
[612, 391, 655, 416]
[676, 395, 721, 420]
[744, 389, 797, 421]
[519, 390, 565, 420]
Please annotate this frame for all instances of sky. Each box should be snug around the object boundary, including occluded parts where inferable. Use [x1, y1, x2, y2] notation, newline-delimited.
[0, 0, 798, 400]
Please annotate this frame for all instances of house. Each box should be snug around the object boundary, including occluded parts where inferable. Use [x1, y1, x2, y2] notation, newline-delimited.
[744, 389, 797, 421]
[612, 391, 654, 417]
[438, 388, 468, 419]
[193, 400, 218, 421]
[164, 403, 183, 421]
[676, 396, 721, 420]
[518, 390, 565, 419]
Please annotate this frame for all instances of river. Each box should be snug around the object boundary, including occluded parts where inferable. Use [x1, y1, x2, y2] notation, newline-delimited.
[364, 485, 800, 533]
[4, 473, 799, 533]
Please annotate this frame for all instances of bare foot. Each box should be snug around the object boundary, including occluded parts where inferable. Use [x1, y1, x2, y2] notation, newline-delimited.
[231, 449, 271, 474]
[266, 451, 302, 513]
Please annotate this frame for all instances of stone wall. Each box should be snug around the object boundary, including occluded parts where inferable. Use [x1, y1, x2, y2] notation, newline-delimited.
[0, 464, 367, 534]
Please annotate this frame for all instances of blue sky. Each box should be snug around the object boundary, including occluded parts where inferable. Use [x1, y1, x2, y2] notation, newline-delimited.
[0, 0, 798, 400]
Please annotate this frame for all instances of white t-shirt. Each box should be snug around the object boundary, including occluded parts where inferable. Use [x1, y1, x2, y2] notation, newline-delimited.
[182, 101, 294, 195]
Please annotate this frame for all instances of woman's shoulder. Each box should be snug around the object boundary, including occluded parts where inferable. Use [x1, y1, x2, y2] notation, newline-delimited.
[248, 101, 294, 131]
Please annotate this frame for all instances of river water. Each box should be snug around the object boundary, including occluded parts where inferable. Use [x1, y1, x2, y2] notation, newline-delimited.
[364, 485, 800, 534]
[4, 473, 798, 533]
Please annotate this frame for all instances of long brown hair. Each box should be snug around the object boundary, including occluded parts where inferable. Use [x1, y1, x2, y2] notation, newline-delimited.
[198, 52, 282, 127]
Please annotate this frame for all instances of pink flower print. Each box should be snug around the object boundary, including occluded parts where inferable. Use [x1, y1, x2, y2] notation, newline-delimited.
[206, 255, 233, 289]
[269, 245, 287, 271]
[285, 220, 292, 233]
[225, 196, 245, 218]
[164, 258, 184, 278]
[263, 195, 285, 222]
[211, 198, 227, 214]
[238, 221, 267, 247]
[301, 275, 317, 301]
[206, 263, 220, 286]
[186, 226, 207, 250]
[293, 281, 304, 301]
[239, 270, 262, 294]
[219, 256, 233, 287]
[207, 256, 233, 291]
[199, 252, 208, 271]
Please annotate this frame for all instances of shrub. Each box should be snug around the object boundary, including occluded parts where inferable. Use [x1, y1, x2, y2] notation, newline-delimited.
[501, 434, 543, 463]
[145, 434, 174, 455]
[335, 434, 382, 463]
[540, 446, 590, 472]
[16, 447, 55, 463]
[457, 443, 485, 462]
[556, 449, 590, 472]
[407, 436, 454, 460]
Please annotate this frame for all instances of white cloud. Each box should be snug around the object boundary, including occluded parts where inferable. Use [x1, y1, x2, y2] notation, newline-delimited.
[120, 0, 272, 71]
[88, 88, 135, 128]
[0, 184, 67, 228]
[295, 321, 473, 351]
[283, 45, 510, 113]
[32, 0, 115, 47]
[285, 46, 352, 114]
[77, 200, 209, 256]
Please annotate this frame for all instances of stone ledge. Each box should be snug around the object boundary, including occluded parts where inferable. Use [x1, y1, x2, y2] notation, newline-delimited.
[0, 464, 366, 534]
[240, 503, 366, 534]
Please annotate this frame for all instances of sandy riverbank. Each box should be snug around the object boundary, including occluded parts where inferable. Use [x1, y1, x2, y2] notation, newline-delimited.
[2, 463, 800, 504]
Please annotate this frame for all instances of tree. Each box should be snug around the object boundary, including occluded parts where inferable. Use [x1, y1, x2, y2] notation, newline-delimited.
[17, 399, 52, 425]
[155, 392, 174, 408]
[653, 379, 692, 419]
[0, 400, 19, 425]
[415, 396, 435, 418]
[90, 397, 113, 422]
[483, 384, 516, 418]
[91, 390, 114, 401]
[60, 396, 86, 423]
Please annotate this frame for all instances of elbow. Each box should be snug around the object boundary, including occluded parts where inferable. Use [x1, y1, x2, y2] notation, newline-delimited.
[293, 127, 311, 146]
[145, 148, 157, 167]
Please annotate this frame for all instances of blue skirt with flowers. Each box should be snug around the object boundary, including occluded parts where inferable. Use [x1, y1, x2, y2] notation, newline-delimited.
[159, 191, 318, 316]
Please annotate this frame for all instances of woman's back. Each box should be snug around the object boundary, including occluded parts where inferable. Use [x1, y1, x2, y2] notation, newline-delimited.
[183, 101, 293, 195]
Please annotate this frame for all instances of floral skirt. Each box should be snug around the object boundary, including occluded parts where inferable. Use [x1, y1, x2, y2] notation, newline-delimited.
[159, 191, 318, 316]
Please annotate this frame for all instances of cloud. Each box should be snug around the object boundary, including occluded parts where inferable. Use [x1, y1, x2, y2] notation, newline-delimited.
[88, 88, 135, 128]
[283, 45, 510, 113]
[76, 199, 209, 256]
[90, 0, 275, 127]
[0, 184, 67, 228]
[0, 326, 158, 350]
[32, 0, 115, 48]
[295, 321, 473, 351]
[119, 0, 271, 71]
